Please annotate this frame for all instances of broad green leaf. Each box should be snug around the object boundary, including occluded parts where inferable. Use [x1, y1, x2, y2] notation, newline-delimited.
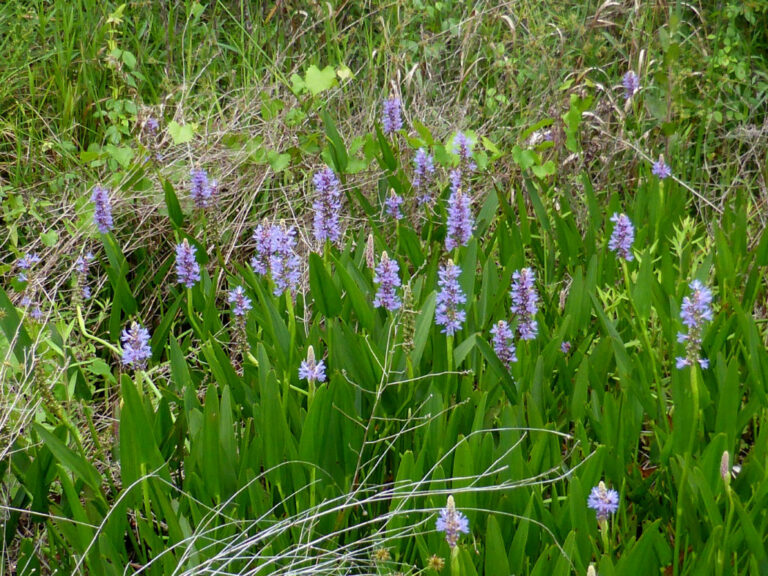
[305, 65, 337, 96]
[309, 253, 342, 317]
[167, 121, 197, 145]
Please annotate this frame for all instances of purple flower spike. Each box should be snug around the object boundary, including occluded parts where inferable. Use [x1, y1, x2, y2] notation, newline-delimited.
[121, 321, 152, 369]
[622, 71, 641, 100]
[91, 186, 114, 234]
[176, 238, 201, 288]
[17, 252, 41, 281]
[251, 224, 272, 275]
[228, 286, 252, 317]
[676, 279, 713, 370]
[384, 190, 404, 220]
[491, 320, 517, 368]
[413, 148, 435, 205]
[299, 346, 326, 383]
[436, 495, 470, 548]
[312, 167, 343, 245]
[268, 223, 301, 296]
[190, 168, 215, 209]
[588, 481, 620, 521]
[510, 268, 539, 340]
[435, 261, 467, 336]
[373, 252, 402, 312]
[652, 155, 671, 179]
[146, 117, 160, 134]
[452, 132, 475, 166]
[445, 189, 474, 251]
[561, 341, 572, 354]
[608, 213, 635, 262]
[75, 252, 94, 275]
[381, 97, 403, 135]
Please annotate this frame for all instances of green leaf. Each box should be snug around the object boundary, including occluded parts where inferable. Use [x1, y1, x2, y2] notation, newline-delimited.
[167, 121, 197, 145]
[309, 253, 342, 318]
[267, 150, 291, 173]
[322, 110, 348, 173]
[34, 425, 103, 492]
[485, 515, 511, 575]
[305, 65, 337, 96]
[40, 230, 59, 247]
[163, 179, 184, 227]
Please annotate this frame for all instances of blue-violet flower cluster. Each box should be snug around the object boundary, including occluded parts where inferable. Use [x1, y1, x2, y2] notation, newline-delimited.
[436, 495, 470, 548]
[608, 213, 635, 261]
[251, 222, 301, 296]
[228, 286, 252, 317]
[299, 346, 326, 383]
[510, 268, 539, 340]
[435, 262, 467, 336]
[491, 320, 517, 368]
[373, 252, 401, 312]
[384, 190, 404, 220]
[16, 252, 41, 282]
[445, 189, 473, 251]
[413, 148, 435, 205]
[91, 186, 113, 234]
[381, 97, 403, 135]
[652, 155, 671, 179]
[588, 481, 620, 521]
[676, 279, 713, 369]
[190, 168, 217, 209]
[312, 167, 344, 245]
[121, 322, 152, 369]
[622, 71, 641, 100]
[176, 239, 201, 288]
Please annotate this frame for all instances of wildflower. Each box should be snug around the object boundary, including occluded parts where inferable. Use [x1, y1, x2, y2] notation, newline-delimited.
[490, 320, 517, 368]
[561, 341, 572, 354]
[312, 167, 343, 245]
[175, 239, 201, 288]
[190, 167, 216, 209]
[146, 117, 159, 134]
[74, 252, 95, 300]
[435, 262, 467, 336]
[445, 189, 473, 251]
[608, 213, 635, 261]
[75, 252, 94, 276]
[510, 268, 539, 340]
[622, 71, 641, 100]
[372, 548, 391, 563]
[251, 223, 272, 275]
[413, 148, 435, 205]
[384, 189, 404, 220]
[451, 132, 476, 170]
[652, 155, 671, 179]
[121, 322, 152, 369]
[16, 252, 41, 282]
[373, 252, 402, 312]
[676, 279, 713, 369]
[449, 169, 462, 195]
[436, 495, 470, 548]
[587, 564, 598, 576]
[427, 555, 445, 571]
[30, 305, 44, 321]
[382, 97, 403, 135]
[587, 481, 619, 521]
[91, 186, 114, 234]
[268, 224, 302, 296]
[228, 286, 252, 317]
[299, 346, 326, 383]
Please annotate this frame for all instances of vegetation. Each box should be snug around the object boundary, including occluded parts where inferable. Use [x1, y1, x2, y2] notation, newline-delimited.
[2, 1, 768, 574]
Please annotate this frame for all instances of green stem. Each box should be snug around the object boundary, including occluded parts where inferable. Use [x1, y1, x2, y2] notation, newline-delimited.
[76, 306, 121, 357]
[688, 366, 700, 456]
[621, 261, 665, 428]
[673, 458, 689, 576]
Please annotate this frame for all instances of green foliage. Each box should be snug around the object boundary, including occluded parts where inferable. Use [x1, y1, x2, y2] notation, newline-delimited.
[2, 1, 768, 575]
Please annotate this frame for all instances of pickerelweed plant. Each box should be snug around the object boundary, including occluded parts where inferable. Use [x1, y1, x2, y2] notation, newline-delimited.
[3, 7, 767, 573]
